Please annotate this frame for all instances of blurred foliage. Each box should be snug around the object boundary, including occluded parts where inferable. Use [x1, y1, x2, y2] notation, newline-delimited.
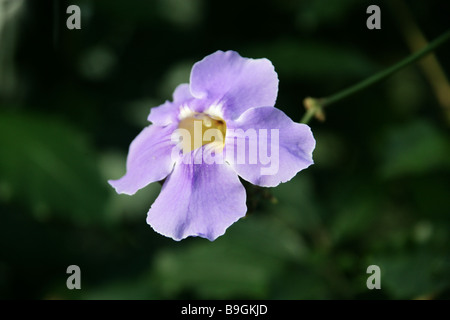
[0, 0, 449, 300]
[0, 113, 109, 224]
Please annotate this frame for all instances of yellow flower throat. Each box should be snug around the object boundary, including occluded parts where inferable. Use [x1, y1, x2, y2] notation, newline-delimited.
[177, 113, 227, 154]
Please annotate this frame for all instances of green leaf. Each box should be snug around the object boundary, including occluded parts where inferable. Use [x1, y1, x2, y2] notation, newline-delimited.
[0, 113, 109, 225]
[76, 276, 160, 300]
[372, 249, 450, 299]
[271, 265, 332, 299]
[152, 215, 306, 299]
[270, 174, 322, 233]
[295, 0, 361, 31]
[378, 120, 450, 179]
[246, 39, 378, 81]
[330, 187, 380, 243]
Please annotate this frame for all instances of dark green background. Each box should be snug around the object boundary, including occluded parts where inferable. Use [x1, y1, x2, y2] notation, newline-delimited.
[1, 0, 449, 299]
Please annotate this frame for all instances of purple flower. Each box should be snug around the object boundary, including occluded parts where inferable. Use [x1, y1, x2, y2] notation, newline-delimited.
[109, 50, 315, 241]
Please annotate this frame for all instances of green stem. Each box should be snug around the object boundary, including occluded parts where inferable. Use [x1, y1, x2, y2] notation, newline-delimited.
[301, 29, 450, 124]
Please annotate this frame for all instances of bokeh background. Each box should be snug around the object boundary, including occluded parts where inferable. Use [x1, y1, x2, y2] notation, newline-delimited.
[1, 0, 449, 299]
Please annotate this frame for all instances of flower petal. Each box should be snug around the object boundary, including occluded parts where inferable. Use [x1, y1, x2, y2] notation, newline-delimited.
[190, 50, 279, 120]
[146, 149, 247, 241]
[148, 83, 193, 125]
[108, 124, 177, 195]
[225, 106, 315, 187]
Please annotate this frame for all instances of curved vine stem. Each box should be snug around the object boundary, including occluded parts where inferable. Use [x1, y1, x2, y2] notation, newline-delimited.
[301, 29, 450, 124]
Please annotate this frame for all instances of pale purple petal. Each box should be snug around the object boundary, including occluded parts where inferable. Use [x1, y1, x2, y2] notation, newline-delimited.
[224, 106, 315, 187]
[146, 148, 247, 241]
[109, 124, 177, 195]
[172, 83, 193, 101]
[147, 83, 193, 125]
[190, 50, 279, 120]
